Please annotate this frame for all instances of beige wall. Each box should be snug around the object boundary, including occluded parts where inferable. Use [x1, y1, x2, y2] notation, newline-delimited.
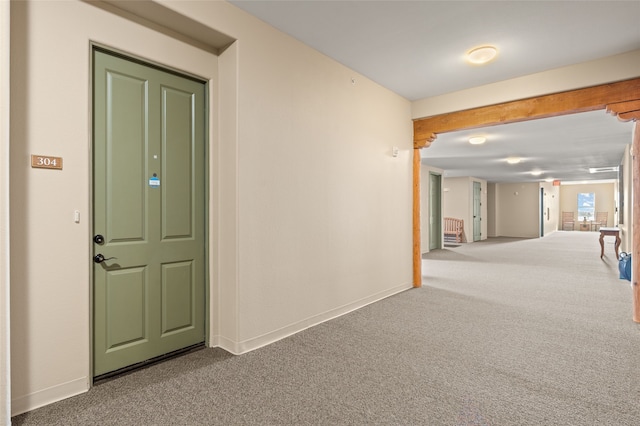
[559, 182, 616, 228]
[493, 182, 540, 238]
[487, 183, 497, 237]
[486, 181, 558, 239]
[442, 177, 487, 242]
[9, 0, 413, 416]
[1, 0, 10, 423]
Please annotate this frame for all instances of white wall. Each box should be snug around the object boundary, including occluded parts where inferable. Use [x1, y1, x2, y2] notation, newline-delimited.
[9, 0, 413, 415]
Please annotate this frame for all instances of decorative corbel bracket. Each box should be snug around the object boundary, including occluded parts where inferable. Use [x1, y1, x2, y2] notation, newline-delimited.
[414, 133, 437, 149]
[606, 99, 640, 122]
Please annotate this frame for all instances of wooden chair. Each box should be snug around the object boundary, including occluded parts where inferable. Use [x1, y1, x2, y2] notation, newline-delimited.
[592, 212, 608, 231]
[562, 212, 575, 231]
[444, 217, 464, 243]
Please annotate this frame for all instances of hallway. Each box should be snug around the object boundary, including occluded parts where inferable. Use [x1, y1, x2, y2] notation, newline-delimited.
[13, 232, 639, 425]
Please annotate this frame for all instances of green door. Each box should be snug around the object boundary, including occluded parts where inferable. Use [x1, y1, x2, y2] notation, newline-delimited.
[429, 173, 442, 250]
[93, 50, 206, 377]
[473, 181, 481, 241]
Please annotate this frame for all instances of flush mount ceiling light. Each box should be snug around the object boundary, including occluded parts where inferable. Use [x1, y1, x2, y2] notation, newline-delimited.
[468, 136, 486, 145]
[466, 45, 498, 64]
[531, 170, 543, 176]
[589, 166, 619, 173]
[506, 157, 521, 164]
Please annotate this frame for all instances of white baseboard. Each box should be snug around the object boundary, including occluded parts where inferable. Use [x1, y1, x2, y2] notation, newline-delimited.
[11, 376, 88, 417]
[216, 283, 412, 355]
[11, 284, 411, 417]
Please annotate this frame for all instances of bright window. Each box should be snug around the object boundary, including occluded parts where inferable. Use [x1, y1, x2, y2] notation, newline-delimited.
[578, 192, 595, 221]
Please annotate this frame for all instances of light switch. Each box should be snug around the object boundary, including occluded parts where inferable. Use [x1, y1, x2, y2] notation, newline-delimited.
[74, 210, 80, 223]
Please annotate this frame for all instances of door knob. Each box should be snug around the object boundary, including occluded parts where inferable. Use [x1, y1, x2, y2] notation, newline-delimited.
[93, 234, 105, 244]
[94, 254, 117, 263]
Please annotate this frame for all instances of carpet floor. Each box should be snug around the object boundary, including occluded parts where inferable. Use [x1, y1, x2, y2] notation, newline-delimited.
[12, 231, 640, 425]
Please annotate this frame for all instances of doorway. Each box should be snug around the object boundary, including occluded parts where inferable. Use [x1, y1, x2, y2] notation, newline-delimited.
[540, 188, 545, 237]
[473, 181, 481, 242]
[92, 49, 207, 377]
[411, 78, 640, 290]
[429, 173, 442, 250]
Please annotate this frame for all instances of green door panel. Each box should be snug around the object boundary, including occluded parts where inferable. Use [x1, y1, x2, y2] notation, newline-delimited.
[162, 86, 196, 239]
[105, 70, 147, 242]
[93, 50, 206, 377]
[429, 173, 441, 250]
[473, 181, 481, 241]
[161, 261, 195, 335]
[105, 267, 148, 350]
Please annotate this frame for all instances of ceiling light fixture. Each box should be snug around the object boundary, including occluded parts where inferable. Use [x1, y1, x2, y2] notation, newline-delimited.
[589, 166, 619, 173]
[506, 157, 521, 164]
[531, 170, 543, 176]
[468, 136, 486, 145]
[467, 45, 498, 64]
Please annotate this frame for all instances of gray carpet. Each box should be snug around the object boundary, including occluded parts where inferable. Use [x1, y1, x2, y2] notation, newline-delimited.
[12, 232, 640, 425]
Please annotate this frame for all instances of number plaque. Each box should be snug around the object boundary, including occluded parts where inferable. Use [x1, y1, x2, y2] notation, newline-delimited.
[31, 155, 63, 170]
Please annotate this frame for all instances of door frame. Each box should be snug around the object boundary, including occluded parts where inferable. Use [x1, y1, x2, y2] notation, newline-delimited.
[428, 172, 442, 251]
[540, 188, 545, 237]
[89, 43, 211, 381]
[411, 77, 640, 322]
[472, 181, 481, 242]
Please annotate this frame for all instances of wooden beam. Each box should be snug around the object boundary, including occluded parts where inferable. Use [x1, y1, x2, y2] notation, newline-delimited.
[413, 77, 640, 324]
[414, 77, 640, 147]
[633, 121, 640, 323]
[413, 148, 422, 287]
[607, 99, 640, 122]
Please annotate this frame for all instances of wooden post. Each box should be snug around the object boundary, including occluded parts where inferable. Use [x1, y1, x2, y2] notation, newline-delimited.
[633, 122, 640, 322]
[413, 148, 422, 287]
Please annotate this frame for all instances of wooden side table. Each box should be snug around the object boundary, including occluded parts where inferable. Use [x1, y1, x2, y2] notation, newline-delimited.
[579, 222, 590, 231]
[599, 227, 620, 259]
